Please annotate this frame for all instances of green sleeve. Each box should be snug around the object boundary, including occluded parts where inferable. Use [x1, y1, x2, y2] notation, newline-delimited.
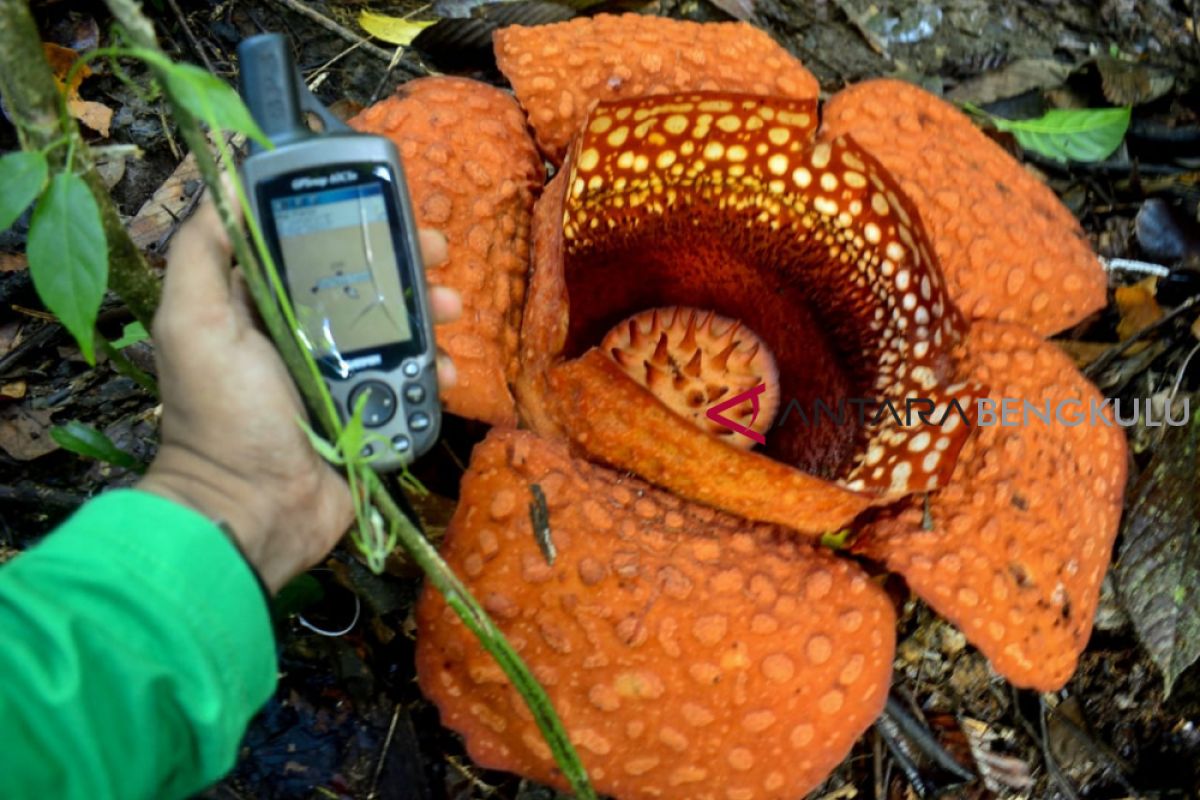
[0, 489, 278, 800]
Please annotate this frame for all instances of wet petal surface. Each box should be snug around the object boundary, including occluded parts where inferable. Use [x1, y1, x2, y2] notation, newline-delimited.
[494, 14, 819, 163]
[417, 429, 895, 800]
[855, 321, 1128, 690]
[351, 77, 544, 425]
[823, 79, 1108, 336]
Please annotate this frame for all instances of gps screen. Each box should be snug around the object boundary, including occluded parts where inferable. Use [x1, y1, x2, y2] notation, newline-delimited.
[271, 183, 412, 361]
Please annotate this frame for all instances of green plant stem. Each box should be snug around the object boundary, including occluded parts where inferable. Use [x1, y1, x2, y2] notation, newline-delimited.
[99, 1, 595, 795]
[363, 470, 596, 797]
[0, 0, 160, 327]
[98, 336, 157, 394]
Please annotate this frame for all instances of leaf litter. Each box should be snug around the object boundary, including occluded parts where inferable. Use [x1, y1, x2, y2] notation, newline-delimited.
[3, 0, 1200, 797]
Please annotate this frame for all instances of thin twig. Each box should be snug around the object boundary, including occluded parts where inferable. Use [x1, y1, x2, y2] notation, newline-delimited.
[875, 710, 930, 797]
[267, 0, 415, 70]
[1168, 340, 1200, 403]
[0, 483, 88, 509]
[1037, 696, 1083, 800]
[0, 324, 59, 378]
[163, 0, 217, 75]
[873, 729, 886, 799]
[883, 695, 976, 782]
[307, 38, 368, 78]
[366, 703, 402, 800]
[1083, 293, 1200, 378]
[1101, 257, 1171, 278]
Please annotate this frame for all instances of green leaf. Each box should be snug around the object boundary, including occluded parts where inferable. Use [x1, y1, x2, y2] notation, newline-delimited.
[297, 416, 344, 465]
[110, 320, 148, 349]
[1116, 400, 1200, 696]
[133, 50, 269, 148]
[271, 573, 325, 620]
[27, 172, 107, 364]
[982, 105, 1131, 163]
[0, 151, 48, 233]
[50, 420, 145, 472]
[358, 11, 434, 45]
[820, 528, 853, 550]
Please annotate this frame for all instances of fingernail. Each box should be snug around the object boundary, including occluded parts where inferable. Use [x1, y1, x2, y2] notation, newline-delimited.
[432, 286, 463, 320]
[437, 354, 458, 388]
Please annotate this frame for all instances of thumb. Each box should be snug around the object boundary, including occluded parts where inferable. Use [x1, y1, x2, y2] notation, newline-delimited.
[160, 176, 246, 318]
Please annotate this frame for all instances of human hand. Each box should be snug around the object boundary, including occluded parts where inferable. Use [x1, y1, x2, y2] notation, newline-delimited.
[138, 189, 462, 594]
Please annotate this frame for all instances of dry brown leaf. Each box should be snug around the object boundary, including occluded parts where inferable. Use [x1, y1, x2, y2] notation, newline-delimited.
[1115, 276, 1164, 354]
[1117, 402, 1200, 695]
[68, 98, 112, 137]
[0, 405, 57, 460]
[946, 58, 1075, 105]
[1191, 314, 1200, 341]
[1, 381, 27, 400]
[94, 151, 126, 189]
[960, 717, 1035, 794]
[1056, 340, 1115, 368]
[127, 152, 201, 250]
[42, 42, 113, 137]
[327, 98, 364, 122]
[0, 321, 21, 359]
[0, 253, 27, 272]
[1096, 55, 1175, 106]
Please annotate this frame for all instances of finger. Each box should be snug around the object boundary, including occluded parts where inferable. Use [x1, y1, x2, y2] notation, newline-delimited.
[228, 268, 259, 327]
[218, 172, 245, 228]
[161, 192, 236, 316]
[436, 351, 458, 388]
[430, 286, 462, 325]
[418, 228, 449, 269]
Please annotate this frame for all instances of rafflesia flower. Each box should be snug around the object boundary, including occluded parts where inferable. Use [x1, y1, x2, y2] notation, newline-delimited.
[350, 14, 1128, 799]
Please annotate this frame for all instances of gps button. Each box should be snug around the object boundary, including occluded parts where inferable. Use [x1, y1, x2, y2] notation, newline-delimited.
[403, 384, 425, 403]
[409, 411, 431, 432]
[348, 381, 397, 427]
[402, 360, 420, 378]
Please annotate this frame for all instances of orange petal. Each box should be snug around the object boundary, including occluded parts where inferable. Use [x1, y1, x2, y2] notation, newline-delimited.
[494, 14, 819, 163]
[517, 93, 982, 520]
[854, 321, 1128, 690]
[350, 77, 544, 426]
[417, 428, 895, 799]
[822, 79, 1107, 337]
[547, 349, 874, 533]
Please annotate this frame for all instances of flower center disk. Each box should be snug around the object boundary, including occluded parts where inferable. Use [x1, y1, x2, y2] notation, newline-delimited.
[602, 306, 780, 447]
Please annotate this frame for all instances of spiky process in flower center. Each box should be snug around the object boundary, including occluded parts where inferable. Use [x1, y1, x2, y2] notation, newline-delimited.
[601, 307, 780, 447]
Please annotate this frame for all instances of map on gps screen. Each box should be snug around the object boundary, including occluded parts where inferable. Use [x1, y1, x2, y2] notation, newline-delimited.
[272, 184, 412, 359]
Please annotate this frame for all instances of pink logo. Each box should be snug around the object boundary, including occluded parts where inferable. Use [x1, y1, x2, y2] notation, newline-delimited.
[705, 383, 767, 445]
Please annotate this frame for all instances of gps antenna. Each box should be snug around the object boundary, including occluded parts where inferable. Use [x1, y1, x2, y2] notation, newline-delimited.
[237, 33, 309, 153]
[238, 33, 354, 154]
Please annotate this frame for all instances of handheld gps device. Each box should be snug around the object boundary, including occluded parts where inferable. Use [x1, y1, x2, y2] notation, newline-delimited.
[237, 34, 440, 470]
